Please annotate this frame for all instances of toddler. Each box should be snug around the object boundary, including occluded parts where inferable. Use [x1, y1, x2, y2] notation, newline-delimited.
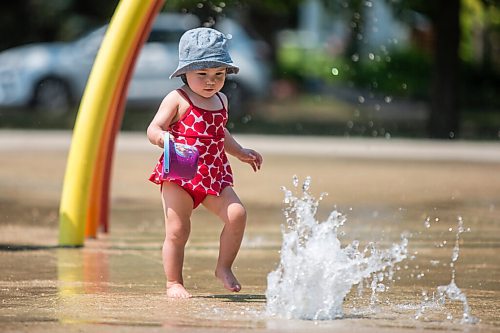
[147, 27, 262, 298]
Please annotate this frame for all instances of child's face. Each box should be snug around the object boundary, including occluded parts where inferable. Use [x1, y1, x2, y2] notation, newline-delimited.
[185, 67, 227, 98]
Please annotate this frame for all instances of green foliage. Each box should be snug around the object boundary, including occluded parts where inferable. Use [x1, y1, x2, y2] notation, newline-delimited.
[351, 48, 432, 99]
[486, 2, 500, 24]
[460, 0, 485, 62]
[277, 45, 348, 81]
[277, 44, 432, 99]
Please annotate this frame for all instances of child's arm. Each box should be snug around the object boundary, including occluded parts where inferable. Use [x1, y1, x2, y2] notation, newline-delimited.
[224, 128, 263, 172]
[147, 90, 182, 148]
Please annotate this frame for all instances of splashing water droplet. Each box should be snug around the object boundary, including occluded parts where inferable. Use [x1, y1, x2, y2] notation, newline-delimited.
[435, 281, 477, 323]
[302, 176, 312, 192]
[266, 177, 408, 320]
[416, 216, 477, 324]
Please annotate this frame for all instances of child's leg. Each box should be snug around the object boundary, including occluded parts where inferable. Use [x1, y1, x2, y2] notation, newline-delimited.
[202, 186, 247, 292]
[161, 182, 194, 298]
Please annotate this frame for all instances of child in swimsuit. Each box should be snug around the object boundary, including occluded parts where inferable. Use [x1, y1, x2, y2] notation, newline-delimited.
[147, 27, 263, 298]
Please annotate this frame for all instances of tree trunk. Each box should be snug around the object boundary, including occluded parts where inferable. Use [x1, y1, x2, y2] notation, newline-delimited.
[428, 0, 461, 138]
[345, 0, 365, 59]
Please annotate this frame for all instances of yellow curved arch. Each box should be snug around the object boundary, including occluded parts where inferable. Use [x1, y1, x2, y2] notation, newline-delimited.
[85, 1, 164, 238]
[59, 0, 165, 246]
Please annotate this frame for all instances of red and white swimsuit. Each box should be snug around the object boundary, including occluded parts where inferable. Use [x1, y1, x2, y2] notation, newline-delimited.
[149, 89, 233, 207]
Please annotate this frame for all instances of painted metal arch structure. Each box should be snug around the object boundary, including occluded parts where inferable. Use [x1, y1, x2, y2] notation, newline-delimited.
[59, 0, 165, 246]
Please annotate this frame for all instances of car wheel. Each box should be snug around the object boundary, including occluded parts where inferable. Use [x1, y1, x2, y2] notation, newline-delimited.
[32, 77, 73, 114]
[222, 79, 249, 119]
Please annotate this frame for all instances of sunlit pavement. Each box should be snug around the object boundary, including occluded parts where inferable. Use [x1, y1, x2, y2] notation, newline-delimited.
[1, 130, 499, 333]
[2, 129, 499, 159]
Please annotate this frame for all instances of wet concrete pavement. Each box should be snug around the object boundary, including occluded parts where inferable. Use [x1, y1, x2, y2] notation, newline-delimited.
[0, 130, 499, 332]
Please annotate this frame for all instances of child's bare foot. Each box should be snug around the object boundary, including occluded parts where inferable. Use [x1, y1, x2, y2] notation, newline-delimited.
[215, 267, 241, 292]
[166, 282, 191, 298]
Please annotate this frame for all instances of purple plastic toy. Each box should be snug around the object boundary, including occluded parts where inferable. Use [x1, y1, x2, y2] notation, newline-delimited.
[162, 133, 199, 180]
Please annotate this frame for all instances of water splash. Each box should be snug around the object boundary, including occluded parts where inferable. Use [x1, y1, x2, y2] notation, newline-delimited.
[415, 216, 478, 324]
[265, 176, 408, 320]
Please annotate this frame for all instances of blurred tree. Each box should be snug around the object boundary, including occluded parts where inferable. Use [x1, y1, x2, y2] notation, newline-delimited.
[335, 0, 365, 61]
[382, 0, 460, 138]
[0, 0, 298, 78]
[389, 0, 499, 138]
[476, 1, 500, 72]
[0, 2, 32, 50]
[0, 0, 118, 50]
[429, 0, 462, 139]
[0, 0, 299, 74]
[2, 0, 497, 138]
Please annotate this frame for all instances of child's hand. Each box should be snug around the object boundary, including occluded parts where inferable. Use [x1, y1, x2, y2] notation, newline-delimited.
[237, 148, 263, 172]
[156, 131, 166, 148]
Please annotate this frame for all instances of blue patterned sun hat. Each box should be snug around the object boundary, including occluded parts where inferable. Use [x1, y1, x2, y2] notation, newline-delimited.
[170, 27, 239, 79]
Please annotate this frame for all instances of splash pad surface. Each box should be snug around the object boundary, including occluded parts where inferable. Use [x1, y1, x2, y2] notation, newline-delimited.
[1, 131, 499, 332]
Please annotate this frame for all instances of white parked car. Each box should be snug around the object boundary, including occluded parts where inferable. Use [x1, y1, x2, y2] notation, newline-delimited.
[0, 13, 270, 116]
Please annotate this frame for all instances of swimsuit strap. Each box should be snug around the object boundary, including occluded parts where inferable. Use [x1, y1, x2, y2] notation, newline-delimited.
[177, 89, 226, 110]
[215, 92, 226, 110]
[176, 89, 193, 105]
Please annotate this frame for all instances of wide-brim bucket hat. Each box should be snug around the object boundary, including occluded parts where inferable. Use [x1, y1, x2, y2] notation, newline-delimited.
[170, 27, 239, 79]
